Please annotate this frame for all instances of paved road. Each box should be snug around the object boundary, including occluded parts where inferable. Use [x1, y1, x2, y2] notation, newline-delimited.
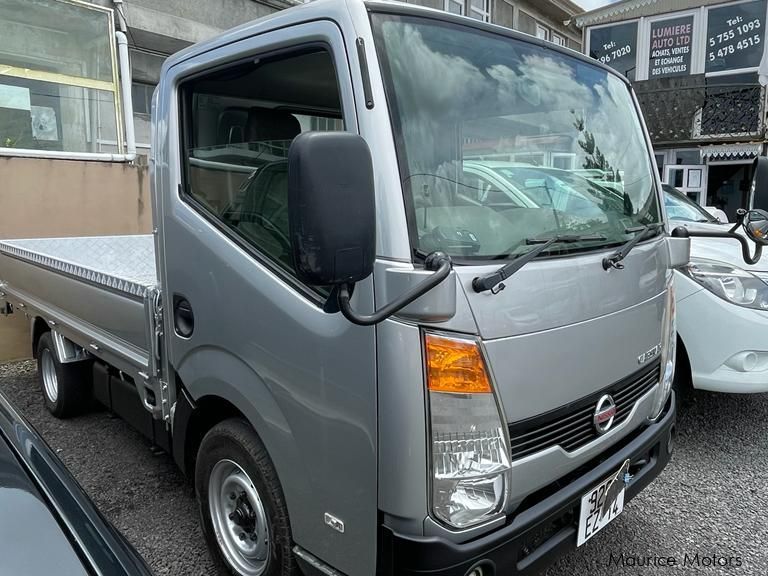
[1, 359, 766, 575]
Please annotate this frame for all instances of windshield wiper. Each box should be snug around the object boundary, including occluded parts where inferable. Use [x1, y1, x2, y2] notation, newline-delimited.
[472, 233, 607, 293]
[602, 223, 663, 271]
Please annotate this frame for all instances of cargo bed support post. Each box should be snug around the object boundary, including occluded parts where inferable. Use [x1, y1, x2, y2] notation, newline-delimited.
[139, 287, 173, 423]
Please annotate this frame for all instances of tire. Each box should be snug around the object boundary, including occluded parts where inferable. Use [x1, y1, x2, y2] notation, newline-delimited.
[36, 331, 91, 418]
[195, 418, 298, 576]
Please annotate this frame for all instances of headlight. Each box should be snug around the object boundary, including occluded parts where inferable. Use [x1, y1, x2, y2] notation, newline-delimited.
[425, 332, 510, 529]
[682, 259, 768, 310]
[651, 278, 676, 419]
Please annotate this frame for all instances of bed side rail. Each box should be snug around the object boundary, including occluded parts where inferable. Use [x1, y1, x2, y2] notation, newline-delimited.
[0, 275, 171, 423]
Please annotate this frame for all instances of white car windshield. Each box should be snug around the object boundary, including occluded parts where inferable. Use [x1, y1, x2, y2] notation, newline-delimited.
[663, 185, 718, 223]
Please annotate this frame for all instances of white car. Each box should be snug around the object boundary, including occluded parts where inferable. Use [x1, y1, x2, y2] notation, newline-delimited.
[664, 184, 768, 394]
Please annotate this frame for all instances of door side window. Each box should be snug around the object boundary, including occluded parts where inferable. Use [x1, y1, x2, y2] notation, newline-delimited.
[181, 49, 344, 275]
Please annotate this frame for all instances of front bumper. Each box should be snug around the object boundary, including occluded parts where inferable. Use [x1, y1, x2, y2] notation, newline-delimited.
[677, 285, 768, 393]
[380, 393, 676, 576]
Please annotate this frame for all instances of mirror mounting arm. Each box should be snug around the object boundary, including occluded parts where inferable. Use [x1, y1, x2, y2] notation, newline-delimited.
[337, 252, 452, 326]
[728, 208, 748, 234]
[671, 222, 763, 266]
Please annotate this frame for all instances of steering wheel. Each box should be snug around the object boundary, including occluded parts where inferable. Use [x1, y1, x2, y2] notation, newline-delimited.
[249, 213, 291, 254]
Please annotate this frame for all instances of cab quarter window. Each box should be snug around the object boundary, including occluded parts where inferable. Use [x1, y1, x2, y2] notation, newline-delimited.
[182, 49, 344, 274]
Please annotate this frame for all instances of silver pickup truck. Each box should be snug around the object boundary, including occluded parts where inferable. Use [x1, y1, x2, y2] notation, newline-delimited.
[7, 0, 763, 575]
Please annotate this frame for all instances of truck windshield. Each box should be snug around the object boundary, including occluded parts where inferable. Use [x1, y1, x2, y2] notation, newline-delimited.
[371, 14, 661, 260]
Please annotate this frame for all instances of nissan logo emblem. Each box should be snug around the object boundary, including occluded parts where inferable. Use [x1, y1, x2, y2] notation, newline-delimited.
[593, 394, 617, 434]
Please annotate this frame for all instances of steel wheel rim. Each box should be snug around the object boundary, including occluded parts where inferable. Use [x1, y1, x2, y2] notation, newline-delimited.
[41, 348, 58, 403]
[208, 459, 270, 576]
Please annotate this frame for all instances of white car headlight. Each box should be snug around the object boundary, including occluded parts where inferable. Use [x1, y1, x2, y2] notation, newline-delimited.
[651, 278, 676, 419]
[682, 259, 768, 310]
[424, 332, 510, 529]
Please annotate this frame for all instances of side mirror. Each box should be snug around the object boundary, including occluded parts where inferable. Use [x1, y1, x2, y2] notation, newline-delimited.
[671, 208, 765, 265]
[744, 209, 768, 246]
[288, 132, 376, 286]
[751, 157, 768, 210]
[288, 131, 452, 326]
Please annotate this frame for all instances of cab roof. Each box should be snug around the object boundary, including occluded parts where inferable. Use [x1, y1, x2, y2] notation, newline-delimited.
[162, 0, 628, 85]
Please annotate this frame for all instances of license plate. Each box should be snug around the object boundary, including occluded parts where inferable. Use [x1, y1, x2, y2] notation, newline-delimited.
[576, 461, 628, 547]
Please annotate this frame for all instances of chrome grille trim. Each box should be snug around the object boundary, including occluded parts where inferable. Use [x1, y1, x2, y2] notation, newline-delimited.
[508, 361, 661, 460]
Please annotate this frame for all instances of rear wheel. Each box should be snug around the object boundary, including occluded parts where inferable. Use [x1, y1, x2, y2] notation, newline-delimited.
[36, 332, 91, 418]
[195, 418, 298, 576]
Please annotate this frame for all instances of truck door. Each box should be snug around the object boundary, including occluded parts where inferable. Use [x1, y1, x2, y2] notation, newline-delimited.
[154, 22, 377, 576]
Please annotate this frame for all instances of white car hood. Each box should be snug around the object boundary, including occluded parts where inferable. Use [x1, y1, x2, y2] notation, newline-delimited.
[672, 220, 768, 273]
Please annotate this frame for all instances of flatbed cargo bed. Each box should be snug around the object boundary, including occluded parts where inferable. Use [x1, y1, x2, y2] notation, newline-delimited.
[0, 235, 157, 298]
[0, 235, 161, 403]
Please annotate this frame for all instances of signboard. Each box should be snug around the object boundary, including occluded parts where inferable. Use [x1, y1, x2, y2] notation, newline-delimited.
[589, 22, 638, 79]
[649, 16, 694, 77]
[0, 84, 31, 111]
[706, 0, 767, 73]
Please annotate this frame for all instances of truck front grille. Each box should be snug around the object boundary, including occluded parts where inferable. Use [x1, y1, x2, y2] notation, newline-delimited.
[507, 361, 661, 460]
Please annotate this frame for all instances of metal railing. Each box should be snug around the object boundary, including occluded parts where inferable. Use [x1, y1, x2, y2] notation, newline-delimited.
[634, 77, 765, 146]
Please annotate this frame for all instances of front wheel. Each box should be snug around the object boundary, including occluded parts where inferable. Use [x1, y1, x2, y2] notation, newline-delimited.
[195, 418, 298, 576]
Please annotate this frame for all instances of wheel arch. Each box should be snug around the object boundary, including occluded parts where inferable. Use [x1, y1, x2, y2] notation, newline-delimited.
[173, 386, 246, 477]
[675, 333, 693, 391]
[171, 346, 308, 527]
[31, 316, 50, 359]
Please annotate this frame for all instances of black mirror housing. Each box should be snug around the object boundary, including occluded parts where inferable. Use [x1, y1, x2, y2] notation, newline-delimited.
[751, 157, 768, 211]
[288, 132, 376, 286]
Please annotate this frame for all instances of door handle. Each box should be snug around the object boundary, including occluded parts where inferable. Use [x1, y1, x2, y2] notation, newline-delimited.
[173, 295, 195, 338]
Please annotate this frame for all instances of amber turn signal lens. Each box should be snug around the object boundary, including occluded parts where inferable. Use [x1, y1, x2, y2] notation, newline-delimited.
[425, 333, 492, 394]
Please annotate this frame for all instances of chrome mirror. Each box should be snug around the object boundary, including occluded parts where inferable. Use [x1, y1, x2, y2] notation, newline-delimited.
[744, 209, 768, 246]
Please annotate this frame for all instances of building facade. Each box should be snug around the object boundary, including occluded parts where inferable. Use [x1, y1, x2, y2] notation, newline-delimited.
[575, 0, 768, 220]
[0, 0, 298, 161]
[409, 0, 584, 50]
[0, 0, 583, 163]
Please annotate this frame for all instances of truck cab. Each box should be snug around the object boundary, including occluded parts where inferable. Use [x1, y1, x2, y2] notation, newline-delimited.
[151, 1, 678, 573]
[0, 0, 689, 575]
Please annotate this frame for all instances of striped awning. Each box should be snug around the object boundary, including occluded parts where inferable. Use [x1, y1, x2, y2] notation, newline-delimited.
[701, 143, 763, 161]
[573, 0, 658, 28]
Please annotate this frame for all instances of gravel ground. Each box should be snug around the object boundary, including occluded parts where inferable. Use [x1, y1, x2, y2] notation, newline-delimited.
[0, 360, 217, 576]
[1, 359, 767, 575]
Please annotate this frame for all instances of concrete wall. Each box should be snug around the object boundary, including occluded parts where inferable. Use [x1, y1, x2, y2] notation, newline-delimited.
[404, 0, 443, 11]
[0, 157, 151, 360]
[90, 0, 291, 55]
[515, 0, 583, 46]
